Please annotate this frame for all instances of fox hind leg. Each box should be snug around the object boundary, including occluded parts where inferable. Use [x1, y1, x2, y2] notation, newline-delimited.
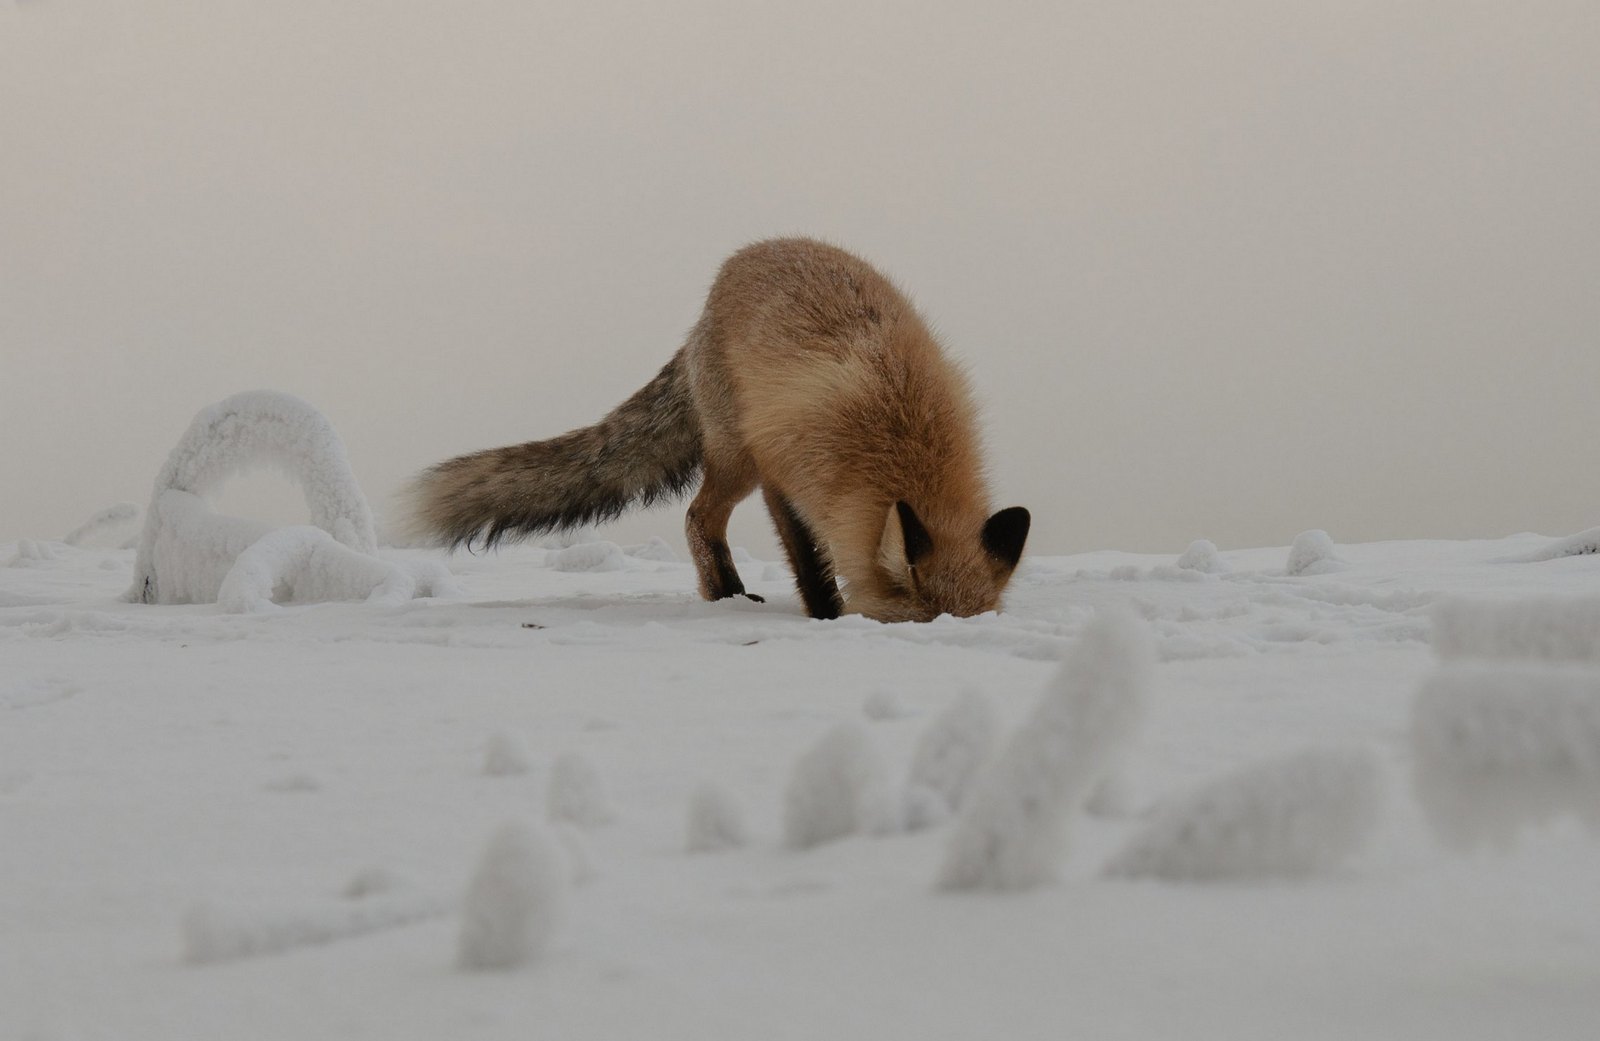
[686, 454, 761, 603]
[763, 488, 842, 620]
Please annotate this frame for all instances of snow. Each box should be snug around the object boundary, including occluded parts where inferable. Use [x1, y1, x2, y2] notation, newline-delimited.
[547, 751, 617, 828]
[61, 501, 139, 547]
[937, 609, 1153, 891]
[1176, 537, 1226, 573]
[129, 390, 377, 603]
[458, 822, 569, 970]
[5, 529, 1600, 1038]
[1103, 745, 1386, 881]
[1286, 528, 1343, 575]
[686, 781, 749, 853]
[483, 731, 533, 777]
[1432, 594, 1600, 664]
[904, 688, 999, 820]
[1512, 525, 1600, 562]
[783, 721, 897, 849]
[1410, 663, 1600, 851]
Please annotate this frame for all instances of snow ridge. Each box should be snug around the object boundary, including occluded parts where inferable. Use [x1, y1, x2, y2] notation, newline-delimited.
[1432, 595, 1600, 665]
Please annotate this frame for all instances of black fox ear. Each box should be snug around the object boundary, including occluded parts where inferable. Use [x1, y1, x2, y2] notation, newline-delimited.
[982, 506, 1030, 570]
[896, 501, 934, 567]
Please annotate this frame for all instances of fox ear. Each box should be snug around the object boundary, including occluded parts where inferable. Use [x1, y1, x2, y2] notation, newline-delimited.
[896, 501, 934, 567]
[982, 506, 1030, 571]
[879, 500, 933, 574]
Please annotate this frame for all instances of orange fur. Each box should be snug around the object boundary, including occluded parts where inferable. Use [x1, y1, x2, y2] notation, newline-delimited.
[408, 237, 1030, 621]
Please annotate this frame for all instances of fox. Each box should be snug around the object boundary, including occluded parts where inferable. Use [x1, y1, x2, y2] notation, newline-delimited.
[406, 237, 1031, 623]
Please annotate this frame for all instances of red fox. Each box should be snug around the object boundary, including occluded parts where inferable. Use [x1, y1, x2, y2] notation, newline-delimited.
[406, 238, 1030, 622]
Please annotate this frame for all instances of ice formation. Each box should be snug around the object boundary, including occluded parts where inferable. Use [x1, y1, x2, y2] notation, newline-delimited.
[123, 390, 449, 609]
[458, 822, 568, 970]
[904, 689, 999, 822]
[1411, 663, 1600, 850]
[938, 610, 1153, 891]
[547, 751, 617, 827]
[1176, 538, 1225, 573]
[182, 891, 444, 964]
[1103, 746, 1385, 881]
[62, 502, 139, 547]
[484, 730, 533, 777]
[783, 721, 896, 849]
[686, 781, 749, 853]
[1431, 595, 1600, 665]
[1286, 529, 1341, 576]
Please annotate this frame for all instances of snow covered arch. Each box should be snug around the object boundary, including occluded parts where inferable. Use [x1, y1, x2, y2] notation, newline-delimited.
[128, 390, 378, 604]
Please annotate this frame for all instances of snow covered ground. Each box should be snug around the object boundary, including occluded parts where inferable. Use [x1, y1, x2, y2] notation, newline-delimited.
[4, 528, 1599, 1039]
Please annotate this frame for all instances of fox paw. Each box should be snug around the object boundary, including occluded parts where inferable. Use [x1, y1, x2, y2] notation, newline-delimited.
[742, 593, 766, 604]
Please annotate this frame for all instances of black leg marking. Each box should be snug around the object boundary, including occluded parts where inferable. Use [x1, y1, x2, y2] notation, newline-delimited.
[765, 490, 843, 620]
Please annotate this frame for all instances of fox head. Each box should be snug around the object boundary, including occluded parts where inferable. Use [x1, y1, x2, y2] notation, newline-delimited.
[851, 500, 1031, 623]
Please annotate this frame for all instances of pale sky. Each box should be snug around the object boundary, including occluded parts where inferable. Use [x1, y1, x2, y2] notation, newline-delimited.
[3, 0, 1596, 557]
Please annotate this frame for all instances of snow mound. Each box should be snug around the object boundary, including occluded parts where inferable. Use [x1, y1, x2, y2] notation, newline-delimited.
[938, 610, 1153, 891]
[5, 539, 62, 566]
[686, 781, 749, 853]
[904, 689, 999, 824]
[484, 730, 532, 777]
[130, 390, 376, 603]
[626, 536, 680, 563]
[62, 502, 139, 547]
[783, 721, 896, 849]
[1286, 529, 1343, 575]
[458, 822, 568, 970]
[549, 541, 628, 573]
[182, 891, 443, 964]
[1513, 525, 1600, 562]
[547, 751, 617, 827]
[1432, 595, 1600, 665]
[1176, 538, 1225, 573]
[1103, 746, 1385, 881]
[1411, 663, 1600, 851]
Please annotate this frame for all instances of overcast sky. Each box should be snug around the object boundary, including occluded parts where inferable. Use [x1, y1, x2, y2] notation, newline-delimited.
[3, 1, 1596, 557]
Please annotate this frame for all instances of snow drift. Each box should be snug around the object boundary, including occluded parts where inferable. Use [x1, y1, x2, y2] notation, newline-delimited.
[458, 822, 569, 970]
[783, 721, 896, 849]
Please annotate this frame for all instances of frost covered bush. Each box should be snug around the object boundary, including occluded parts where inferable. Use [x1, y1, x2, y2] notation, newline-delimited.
[130, 390, 376, 603]
[783, 721, 896, 849]
[124, 390, 450, 609]
[1103, 746, 1385, 881]
[547, 751, 617, 827]
[1411, 664, 1600, 850]
[938, 610, 1153, 891]
[1176, 538, 1225, 573]
[903, 689, 999, 828]
[1286, 529, 1342, 576]
[458, 822, 568, 970]
[1431, 596, 1600, 666]
[686, 781, 749, 853]
[1513, 525, 1600, 562]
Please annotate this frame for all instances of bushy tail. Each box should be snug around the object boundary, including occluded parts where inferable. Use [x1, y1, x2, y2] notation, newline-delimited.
[405, 350, 702, 550]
